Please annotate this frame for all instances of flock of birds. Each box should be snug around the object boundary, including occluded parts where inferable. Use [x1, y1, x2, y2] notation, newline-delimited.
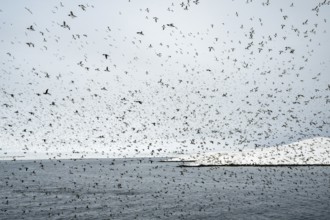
[1, 0, 329, 159]
[0, 0, 330, 219]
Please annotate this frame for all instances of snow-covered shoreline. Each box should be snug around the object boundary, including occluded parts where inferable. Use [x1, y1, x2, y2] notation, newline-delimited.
[2, 137, 329, 164]
[170, 137, 330, 167]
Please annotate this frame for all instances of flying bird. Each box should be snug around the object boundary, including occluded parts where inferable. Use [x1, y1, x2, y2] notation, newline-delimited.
[43, 89, 50, 95]
[27, 25, 35, 31]
[68, 11, 77, 18]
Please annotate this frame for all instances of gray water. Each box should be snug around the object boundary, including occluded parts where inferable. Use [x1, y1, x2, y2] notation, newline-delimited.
[0, 158, 329, 220]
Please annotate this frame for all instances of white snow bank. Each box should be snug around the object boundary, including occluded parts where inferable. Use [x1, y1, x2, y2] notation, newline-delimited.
[179, 137, 330, 166]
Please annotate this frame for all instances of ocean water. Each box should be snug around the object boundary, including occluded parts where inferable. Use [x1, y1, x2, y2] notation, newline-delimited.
[0, 158, 329, 220]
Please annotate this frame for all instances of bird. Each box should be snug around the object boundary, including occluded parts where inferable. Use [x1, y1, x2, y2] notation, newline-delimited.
[26, 42, 34, 47]
[27, 25, 35, 31]
[43, 89, 50, 95]
[78, 4, 86, 11]
[68, 11, 77, 18]
[24, 7, 33, 14]
[60, 21, 70, 30]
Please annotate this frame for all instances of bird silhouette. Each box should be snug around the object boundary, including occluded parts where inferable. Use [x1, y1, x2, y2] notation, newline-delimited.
[68, 11, 76, 18]
[43, 89, 50, 95]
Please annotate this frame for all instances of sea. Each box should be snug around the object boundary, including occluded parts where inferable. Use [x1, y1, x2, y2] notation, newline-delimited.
[0, 158, 329, 220]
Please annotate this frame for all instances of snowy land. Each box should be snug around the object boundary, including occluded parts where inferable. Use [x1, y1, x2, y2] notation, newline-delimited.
[164, 137, 330, 166]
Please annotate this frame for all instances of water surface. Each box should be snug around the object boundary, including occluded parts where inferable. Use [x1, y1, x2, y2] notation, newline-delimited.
[0, 158, 329, 219]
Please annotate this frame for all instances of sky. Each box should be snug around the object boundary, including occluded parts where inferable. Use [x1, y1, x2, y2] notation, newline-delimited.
[0, 0, 330, 160]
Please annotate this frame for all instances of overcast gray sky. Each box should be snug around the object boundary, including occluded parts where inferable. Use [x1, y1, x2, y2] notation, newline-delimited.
[1, 0, 330, 159]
